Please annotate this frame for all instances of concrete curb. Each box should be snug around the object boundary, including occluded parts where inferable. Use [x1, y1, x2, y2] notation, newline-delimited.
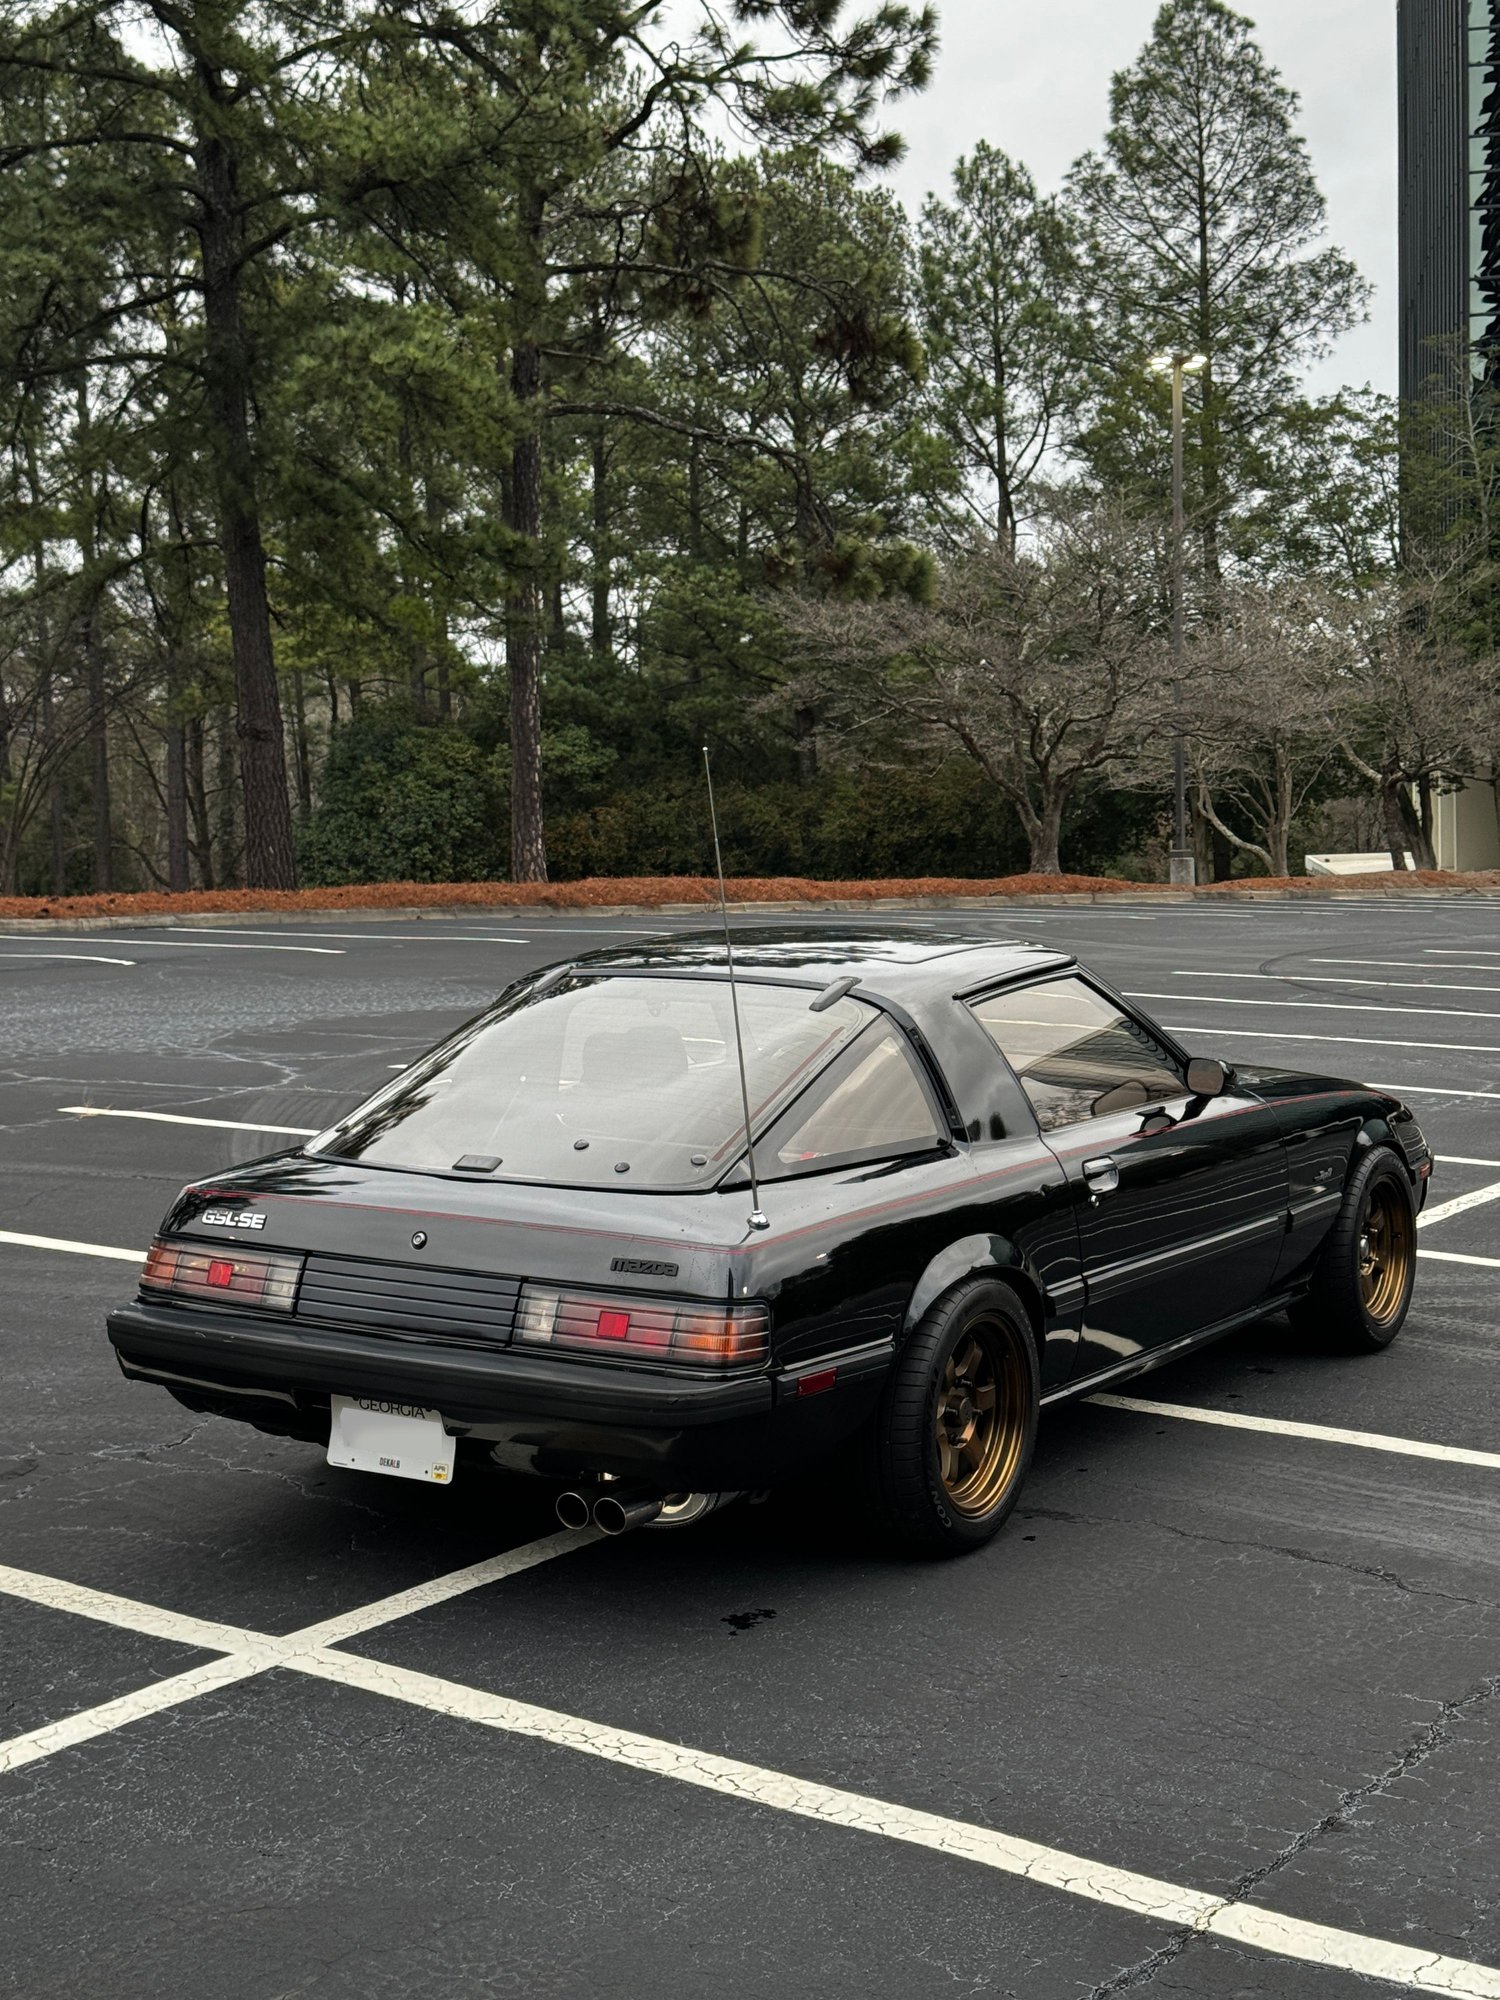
[4, 882, 1500, 934]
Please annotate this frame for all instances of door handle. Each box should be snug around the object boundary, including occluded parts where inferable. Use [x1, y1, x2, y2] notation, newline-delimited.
[1083, 1156, 1119, 1201]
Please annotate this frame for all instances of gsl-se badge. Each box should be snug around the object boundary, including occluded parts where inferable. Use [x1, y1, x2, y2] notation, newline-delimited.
[199, 1207, 267, 1230]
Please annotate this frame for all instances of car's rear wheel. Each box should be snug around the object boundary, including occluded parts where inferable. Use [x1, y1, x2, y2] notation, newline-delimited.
[863, 1279, 1039, 1558]
[1290, 1147, 1417, 1352]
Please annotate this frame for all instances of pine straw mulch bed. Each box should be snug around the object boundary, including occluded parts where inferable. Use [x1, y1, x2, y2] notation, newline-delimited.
[3, 869, 1500, 923]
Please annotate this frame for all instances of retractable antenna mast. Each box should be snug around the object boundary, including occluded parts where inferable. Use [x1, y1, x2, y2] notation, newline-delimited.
[703, 744, 768, 1232]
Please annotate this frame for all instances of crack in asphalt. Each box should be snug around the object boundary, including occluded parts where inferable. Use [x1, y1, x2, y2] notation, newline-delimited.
[1018, 1505, 1490, 1610]
[1082, 1671, 1500, 1996]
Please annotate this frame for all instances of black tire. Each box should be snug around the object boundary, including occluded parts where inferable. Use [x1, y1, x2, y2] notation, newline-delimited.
[1289, 1147, 1417, 1353]
[862, 1279, 1040, 1558]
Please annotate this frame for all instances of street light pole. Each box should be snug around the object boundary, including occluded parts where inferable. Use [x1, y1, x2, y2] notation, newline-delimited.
[1150, 350, 1207, 888]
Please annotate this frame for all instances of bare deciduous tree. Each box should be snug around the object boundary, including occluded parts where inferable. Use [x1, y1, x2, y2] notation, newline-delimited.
[781, 502, 1172, 874]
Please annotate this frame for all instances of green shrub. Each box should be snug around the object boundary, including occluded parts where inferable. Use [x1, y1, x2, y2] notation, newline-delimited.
[299, 708, 504, 885]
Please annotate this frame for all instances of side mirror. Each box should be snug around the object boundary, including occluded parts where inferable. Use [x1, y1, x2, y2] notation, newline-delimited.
[1091, 1077, 1154, 1117]
[1186, 1056, 1231, 1099]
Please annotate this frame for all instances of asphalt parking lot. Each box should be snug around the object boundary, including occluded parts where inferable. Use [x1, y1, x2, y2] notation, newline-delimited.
[4, 895, 1500, 1999]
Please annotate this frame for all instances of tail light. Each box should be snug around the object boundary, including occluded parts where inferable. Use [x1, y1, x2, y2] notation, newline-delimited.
[516, 1285, 769, 1369]
[141, 1239, 304, 1313]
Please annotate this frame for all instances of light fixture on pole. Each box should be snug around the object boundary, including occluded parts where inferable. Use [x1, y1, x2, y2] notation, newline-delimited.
[1148, 351, 1207, 888]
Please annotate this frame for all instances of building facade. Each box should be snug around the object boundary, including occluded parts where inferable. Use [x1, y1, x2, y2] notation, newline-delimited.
[1398, 0, 1500, 397]
[1399, 2, 1500, 870]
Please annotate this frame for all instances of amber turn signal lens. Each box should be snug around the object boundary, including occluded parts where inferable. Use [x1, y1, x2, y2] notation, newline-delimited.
[141, 1239, 304, 1313]
[515, 1285, 769, 1368]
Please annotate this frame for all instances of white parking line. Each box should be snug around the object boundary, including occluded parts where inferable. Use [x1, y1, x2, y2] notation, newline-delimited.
[1418, 1180, 1500, 1229]
[1087, 1395, 1500, 1470]
[156, 926, 533, 944]
[59, 1106, 317, 1137]
[1, 1560, 1496, 1995]
[0, 952, 135, 966]
[1163, 1025, 1500, 1059]
[1439, 1156, 1500, 1168]
[1417, 1249, 1500, 1269]
[1427, 948, 1500, 956]
[1309, 959, 1500, 977]
[0, 1533, 595, 1773]
[32, 936, 344, 955]
[1375, 1084, 1500, 1102]
[1199, 971, 1500, 996]
[1136, 991, 1500, 1022]
[0, 1228, 141, 1262]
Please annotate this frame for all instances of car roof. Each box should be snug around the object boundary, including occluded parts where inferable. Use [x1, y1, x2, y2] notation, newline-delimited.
[565, 925, 1075, 1002]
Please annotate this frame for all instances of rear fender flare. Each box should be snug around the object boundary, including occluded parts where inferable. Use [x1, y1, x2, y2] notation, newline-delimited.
[903, 1235, 1046, 1357]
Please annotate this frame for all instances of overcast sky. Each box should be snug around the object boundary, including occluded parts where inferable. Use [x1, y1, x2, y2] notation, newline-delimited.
[880, 0, 1396, 399]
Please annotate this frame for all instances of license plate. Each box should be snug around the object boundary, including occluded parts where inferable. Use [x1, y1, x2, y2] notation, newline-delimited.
[327, 1395, 456, 1486]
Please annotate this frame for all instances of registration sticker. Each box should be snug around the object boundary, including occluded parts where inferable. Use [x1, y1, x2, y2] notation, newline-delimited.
[327, 1395, 457, 1486]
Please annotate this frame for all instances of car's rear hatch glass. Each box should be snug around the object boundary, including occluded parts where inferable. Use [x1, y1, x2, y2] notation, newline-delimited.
[309, 975, 873, 1189]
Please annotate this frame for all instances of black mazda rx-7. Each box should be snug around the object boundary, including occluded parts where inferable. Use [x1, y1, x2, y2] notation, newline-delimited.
[107, 928, 1432, 1555]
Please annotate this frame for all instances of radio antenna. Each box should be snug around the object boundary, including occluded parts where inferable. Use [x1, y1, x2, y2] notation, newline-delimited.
[703, 744, 768, 1232]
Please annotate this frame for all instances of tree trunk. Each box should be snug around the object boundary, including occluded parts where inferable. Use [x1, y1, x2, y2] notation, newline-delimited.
[1027, 793, 1064, 875]
[75, 383, 112, 891]
[289, 669, 312, 817]
[504, 188, 549, 883]
[187, 714, 213, 890]
[215, 707, 238, 886]
[1399, 784, 1436, 869]
[166, 717, 190, 894]
[195, 106, 296, 889]
[592, 430, 612, 661]
[1380, 780, 1410, 870]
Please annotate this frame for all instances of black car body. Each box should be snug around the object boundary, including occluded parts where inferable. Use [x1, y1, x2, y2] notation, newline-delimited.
[108, 928, 1431, 1538]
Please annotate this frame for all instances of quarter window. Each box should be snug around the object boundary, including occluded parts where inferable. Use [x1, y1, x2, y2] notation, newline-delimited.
[968, 978, 1183, 1134]
[756, 1023, 943, 1178]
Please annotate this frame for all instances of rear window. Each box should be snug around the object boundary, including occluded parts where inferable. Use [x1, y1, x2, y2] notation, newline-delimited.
[310, 975, 873, 1188]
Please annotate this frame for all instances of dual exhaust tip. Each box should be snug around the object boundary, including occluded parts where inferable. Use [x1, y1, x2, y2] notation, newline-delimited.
[556, 1487, 731, 1535]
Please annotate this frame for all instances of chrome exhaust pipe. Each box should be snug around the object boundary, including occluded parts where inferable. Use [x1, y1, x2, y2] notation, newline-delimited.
[592, 1489, 665, 1536]
[649, 1491, 742, 1530]
[554, 1488, 596, 1531]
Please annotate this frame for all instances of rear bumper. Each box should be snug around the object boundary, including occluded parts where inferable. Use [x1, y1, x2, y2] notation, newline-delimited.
[106, 1300, 888, 1488]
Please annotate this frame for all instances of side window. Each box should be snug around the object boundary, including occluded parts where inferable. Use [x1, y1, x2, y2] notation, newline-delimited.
[967, 978, 1183, 1135]
[757, 1024, 943, 1179]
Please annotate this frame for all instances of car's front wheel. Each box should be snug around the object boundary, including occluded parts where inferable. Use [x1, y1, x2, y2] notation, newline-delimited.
[1290, 1147, 1417, 1352]
[863, 1279, 1039, 1558]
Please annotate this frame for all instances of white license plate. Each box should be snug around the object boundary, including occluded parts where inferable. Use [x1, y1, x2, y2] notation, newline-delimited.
[327, 1395, 456, 1486]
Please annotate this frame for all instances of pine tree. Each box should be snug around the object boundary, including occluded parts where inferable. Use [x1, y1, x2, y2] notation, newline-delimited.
[915, 143, 1080, 546]
[1069, 0, 1368, 581]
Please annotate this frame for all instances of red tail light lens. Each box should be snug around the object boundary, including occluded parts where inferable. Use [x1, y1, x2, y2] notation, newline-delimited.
[141, 1240, 304, 1313]
[515, 1286, 769, 1369]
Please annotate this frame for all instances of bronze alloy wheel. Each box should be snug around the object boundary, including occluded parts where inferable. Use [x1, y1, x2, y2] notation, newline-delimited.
[934, 1316, 1030, 1518]
[1358, 1175, 1415, 1325]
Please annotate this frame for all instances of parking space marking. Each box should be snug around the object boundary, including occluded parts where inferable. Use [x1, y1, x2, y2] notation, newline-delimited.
[1, 1550, 1493, 1997]
[1417, 1248, 1500, 1269]
[29, 935, 345, 955]
[1162, 1024, 1500, 1058]
[292, 1530, 602, 1647]
[1439, 1156, 1500, 1168]
[1309, 960, 1500, 977]
[1086, 1395, 1500, 1470]
[1205, 971, 1500, 996]
[1418, 1180, 1500, 1229]
[1136, 991, 1500, 1023]
[0, 1228, 142, 1262]
[158, 926, 533, 944]
[59, 1106, 318, 1137]
[0, 1532, 596, 1775]
[1375, 1084, 1500, 1102]
[0, 1653, 280, 1775]
[0, 952, 135, 966]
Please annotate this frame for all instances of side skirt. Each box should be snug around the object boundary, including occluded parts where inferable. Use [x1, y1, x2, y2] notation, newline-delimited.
[1039, 1293, 1302, 1410]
